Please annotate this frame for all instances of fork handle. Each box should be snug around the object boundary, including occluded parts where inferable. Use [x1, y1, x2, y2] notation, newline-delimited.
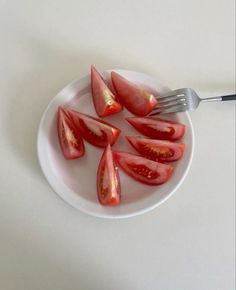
[201, 94, 236, 102]
[221, 94, 236, 101]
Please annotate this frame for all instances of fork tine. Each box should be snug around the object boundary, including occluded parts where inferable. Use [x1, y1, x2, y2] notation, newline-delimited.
[156, 88, 187, 99]
[156, 96, 186, 106]
[152, 98, 187, 112]
[150, 104, 187, 116]
[156, 93, 178, 99]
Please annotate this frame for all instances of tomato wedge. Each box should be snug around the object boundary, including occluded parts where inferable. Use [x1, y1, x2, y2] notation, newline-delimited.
[97, 145, 121, 205]
[113, 151, 173, 185]
[67, 109, 121, 147]
[57, 106, 85, 159]
[111, 71, 158, 116]
[91, 66, 122, 117]
[126, 117, 185, 141]
[126, 136, 185, 162]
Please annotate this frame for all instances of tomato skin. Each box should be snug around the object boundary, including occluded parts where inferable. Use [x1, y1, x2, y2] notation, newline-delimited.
[126, 136, 185, 162]
[113, 151, 173, 185]
[91, 66, 122, 117]
[97, 145, 121, 205]
[67, 109, 121, 147]
[57, 106, 85, 159]
[126, 117, 185, 141]
[111, 71, 158, 116]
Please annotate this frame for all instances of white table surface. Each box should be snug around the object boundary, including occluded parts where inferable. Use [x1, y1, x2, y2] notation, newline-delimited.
[0, 1, 235, 289]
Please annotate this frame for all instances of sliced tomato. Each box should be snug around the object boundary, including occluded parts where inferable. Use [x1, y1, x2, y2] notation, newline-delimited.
[97, 144, 121, 205]
[67, 109, 121, 147]
[126, 136, 185, 162]
[113, 151, 173, 185]
[126, 117, 185, 141]
[57, 106, 85, 159]
[91, 66, 122, 117]
[111, 71, 158, 116]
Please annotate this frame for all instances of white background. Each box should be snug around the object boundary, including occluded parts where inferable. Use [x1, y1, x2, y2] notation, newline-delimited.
[0, 1, 235, 289]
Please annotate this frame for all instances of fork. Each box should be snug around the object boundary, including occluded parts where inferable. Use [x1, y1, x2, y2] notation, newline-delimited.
[150, 88, 236, 116]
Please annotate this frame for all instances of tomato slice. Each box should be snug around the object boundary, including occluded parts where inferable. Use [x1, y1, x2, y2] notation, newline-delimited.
[126, 136, 185, 162]
[111, 71, 158, 116]
[67, 109, 121, 147]
[91, 66, 122, 117]
[113, 151, 173, 185]
[57, 106, 85, 159]
[126, 117, 185, 141]
[97, 144, 121, 205]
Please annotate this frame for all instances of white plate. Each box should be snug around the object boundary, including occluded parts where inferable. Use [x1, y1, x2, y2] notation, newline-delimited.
[37, 69, 194, 219]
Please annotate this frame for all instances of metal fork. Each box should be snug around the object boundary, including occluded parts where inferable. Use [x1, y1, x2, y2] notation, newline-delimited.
[150, 88, 236, 116]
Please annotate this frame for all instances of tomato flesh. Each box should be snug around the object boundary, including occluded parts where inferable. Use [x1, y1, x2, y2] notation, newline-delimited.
[126, 136, 185, 162]
[97, 144, 121, 205]
[67, 109, 120, 147]
[111, 71, 158, 116]
[91, 66, 122, 117]
[57, 106, 85, 159]
[113, 151, 173, 185]
[126, 117, 185, 141]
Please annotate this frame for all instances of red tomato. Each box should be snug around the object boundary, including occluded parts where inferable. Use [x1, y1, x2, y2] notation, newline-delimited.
[126, 136, 185, 162]
[113, 151, 173, 185]
[67, 109, 121, 147]
[91, 66, 122, 117]
[57, 106, 85, 159]
[97, 144, 121, 205]
[111, 71, 158, 116]
[126, 117, 185, 141]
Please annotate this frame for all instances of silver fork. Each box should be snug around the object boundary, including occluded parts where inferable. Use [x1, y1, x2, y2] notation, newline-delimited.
[150, 88, 236, 116]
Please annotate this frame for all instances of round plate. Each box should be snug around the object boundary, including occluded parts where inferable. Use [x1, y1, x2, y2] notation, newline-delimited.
[37, 69, 194, 219]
